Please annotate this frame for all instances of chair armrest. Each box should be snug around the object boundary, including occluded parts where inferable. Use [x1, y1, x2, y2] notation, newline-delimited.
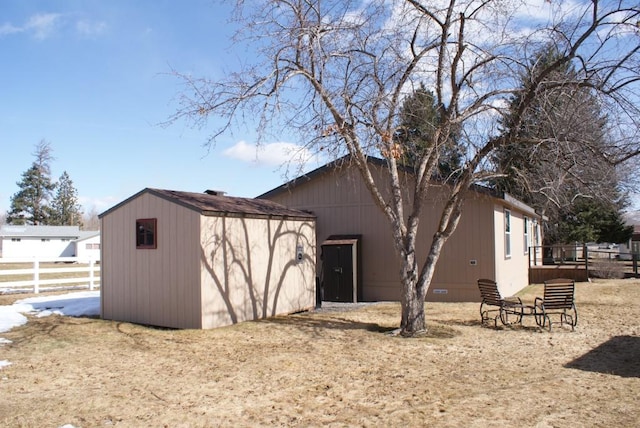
[534, 297, 542, 307]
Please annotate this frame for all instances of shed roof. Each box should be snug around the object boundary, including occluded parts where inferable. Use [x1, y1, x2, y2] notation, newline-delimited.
[0, 225, 83, 238]
[99, 188, 316, 220]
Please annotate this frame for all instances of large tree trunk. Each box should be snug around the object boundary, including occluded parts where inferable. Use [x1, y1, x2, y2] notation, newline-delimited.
[399, 243, 430, 336]
[398, 212, 461, 336]
[400, 277, 426, 336]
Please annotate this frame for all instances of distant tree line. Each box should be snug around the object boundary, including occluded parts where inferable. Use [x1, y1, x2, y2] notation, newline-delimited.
[4, 140, 97, 229]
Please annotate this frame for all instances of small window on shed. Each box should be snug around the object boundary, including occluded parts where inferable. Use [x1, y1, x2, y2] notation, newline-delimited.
[136, 218, 157, 249]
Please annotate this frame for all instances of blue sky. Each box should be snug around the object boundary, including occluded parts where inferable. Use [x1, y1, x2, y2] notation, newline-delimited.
[1, 1, 638, 217]
[0, 0, 315, 215]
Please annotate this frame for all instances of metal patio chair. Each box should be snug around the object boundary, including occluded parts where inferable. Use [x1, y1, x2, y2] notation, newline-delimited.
[477, 278, 524, 327]
[534, 278, 577, 332]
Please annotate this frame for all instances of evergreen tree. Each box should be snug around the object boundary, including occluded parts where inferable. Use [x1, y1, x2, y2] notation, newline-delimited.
[554, 198, 633, 244]
[50, 171, 83, 226]
[395, 83, 462, 179]
[6, 140, 56, 225]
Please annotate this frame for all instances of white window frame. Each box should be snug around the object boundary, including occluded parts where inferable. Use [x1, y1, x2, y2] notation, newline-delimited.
[523, 216, 529, 254]
[505, 209, 511, 258]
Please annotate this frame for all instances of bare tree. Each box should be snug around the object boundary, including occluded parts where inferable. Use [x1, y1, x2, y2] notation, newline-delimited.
[169, 0, 640, 335]
[82, 206, 101, 231]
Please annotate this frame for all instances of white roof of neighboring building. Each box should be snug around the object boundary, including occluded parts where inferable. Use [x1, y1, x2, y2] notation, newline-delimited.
[74, 231, 100, 242]
[0, 225, 99, 239]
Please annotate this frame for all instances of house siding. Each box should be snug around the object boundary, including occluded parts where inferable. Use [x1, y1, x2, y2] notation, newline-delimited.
[493, 204, 530, 298]
[262, 165, 502, 302]
[0, 236, 75, 258]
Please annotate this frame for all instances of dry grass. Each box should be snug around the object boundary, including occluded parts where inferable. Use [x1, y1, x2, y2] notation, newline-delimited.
[1, 279, 639, 427]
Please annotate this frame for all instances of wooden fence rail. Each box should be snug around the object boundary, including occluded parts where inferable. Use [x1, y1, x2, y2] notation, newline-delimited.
[0, 257, 100, 294]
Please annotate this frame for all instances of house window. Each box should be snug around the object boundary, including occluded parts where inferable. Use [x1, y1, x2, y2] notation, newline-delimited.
[504, 209, 511, 258]
[11, 238, 21, 242]
[523, 216, 529, 254]
[136, 218, 157, 249]
[86, 243, 100, 250]
[41, 238, 50, 242]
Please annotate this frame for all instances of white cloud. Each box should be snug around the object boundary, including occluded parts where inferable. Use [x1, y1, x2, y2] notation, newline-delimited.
[76, 20, 107, 36]
[0, 22, 22, 36]
[223, 140, 313, 167]
[0, 13, 109, 40]
[25, 13, 62, 40]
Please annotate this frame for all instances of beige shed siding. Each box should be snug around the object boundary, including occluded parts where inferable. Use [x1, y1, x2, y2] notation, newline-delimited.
[101, 193, 202, 329]
[493, 204, 530, 298]
[265, 168, 499, 302]
[199, 216, 316, 329]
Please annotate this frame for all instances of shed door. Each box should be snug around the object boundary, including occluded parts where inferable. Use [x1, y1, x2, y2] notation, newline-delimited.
[322, 244, 354, 302]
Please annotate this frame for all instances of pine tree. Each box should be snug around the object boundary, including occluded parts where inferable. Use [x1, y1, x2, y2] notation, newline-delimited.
[6, 140, 56, 225]
[394, 83, 462, 179]
[50, 171, 83, 226]
[556, 197, 633, 244]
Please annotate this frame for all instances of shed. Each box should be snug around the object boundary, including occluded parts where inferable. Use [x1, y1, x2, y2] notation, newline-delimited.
[259, 157, 542, 302]
[99, 188, 316, 329]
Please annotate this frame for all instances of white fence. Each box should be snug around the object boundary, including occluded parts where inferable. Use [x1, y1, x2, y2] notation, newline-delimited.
[0, 257, 100, 294]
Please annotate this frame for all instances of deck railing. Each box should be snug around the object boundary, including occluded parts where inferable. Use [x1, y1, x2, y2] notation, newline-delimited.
[529, 244, 639, 278]
[0, 257, 100, 294]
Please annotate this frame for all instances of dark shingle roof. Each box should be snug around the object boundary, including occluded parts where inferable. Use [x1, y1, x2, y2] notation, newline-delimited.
[99, 188, 315, 220]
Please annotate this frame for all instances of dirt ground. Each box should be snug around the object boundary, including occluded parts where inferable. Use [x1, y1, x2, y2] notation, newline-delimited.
[1, 279, 638, 427]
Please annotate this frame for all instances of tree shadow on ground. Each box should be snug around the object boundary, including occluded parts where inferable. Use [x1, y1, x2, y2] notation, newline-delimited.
[260, 313, 461, 339]
[259, 314, 396, 333]
[564, 335, 640, 378]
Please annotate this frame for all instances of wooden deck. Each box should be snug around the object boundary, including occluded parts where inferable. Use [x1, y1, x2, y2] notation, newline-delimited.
[529, 264, 588, 283]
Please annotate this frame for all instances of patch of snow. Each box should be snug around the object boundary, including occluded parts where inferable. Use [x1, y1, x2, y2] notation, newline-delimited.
[0, 291, 100, 342]
[14, 291, 100, 318]
[0, 305, 28, 333]
[0, 360, 11, 369]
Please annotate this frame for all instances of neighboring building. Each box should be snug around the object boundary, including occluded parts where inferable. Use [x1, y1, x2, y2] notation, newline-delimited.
[259, 157, 542, 302]
[74, 231, 101, 260]
[99, 188, 316, 329]
[0, 225, 100, 259]
[621, 210, 640, 255]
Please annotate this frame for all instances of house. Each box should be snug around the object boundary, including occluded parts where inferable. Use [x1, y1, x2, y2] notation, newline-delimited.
[74, 231, 101, 260]
[99, 188, 316, 329]
[0, 225, 100, 259]
[258, 157, 542, 302]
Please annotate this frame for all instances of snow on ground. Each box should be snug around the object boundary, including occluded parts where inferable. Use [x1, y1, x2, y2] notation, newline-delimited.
[0, 291, 100, 370]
